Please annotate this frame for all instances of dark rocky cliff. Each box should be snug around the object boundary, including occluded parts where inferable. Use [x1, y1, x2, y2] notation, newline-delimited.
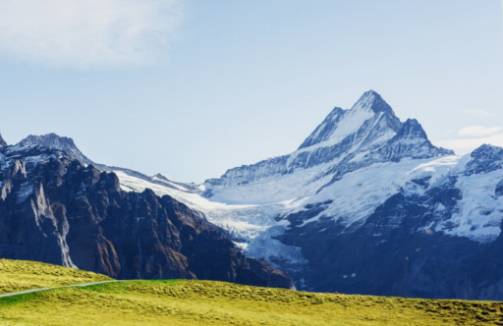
[0, 146, 291, 288]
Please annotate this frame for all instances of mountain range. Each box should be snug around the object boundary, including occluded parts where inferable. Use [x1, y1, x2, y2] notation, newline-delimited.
[0, 135, 290, 288]
[2, 90, 503, 299]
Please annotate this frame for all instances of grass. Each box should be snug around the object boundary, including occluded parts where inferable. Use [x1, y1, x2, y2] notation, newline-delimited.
[0, 260, 502, 325]
[0, 259, 110, 294]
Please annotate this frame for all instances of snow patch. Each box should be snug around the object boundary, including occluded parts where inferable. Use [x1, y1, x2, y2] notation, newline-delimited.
[437, 167, 503, 242]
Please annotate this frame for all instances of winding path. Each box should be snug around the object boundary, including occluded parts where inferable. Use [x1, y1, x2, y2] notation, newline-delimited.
[0, 280, 118, 299]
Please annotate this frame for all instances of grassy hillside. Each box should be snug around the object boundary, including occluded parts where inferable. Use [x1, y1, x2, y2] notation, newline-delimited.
[0, 260, 502, 325]
[0, 259, 110, 294]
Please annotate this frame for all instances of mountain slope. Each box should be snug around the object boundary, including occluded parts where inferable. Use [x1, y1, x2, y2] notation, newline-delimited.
[0, 143, 291, 288]
[204, 91, 451, 204]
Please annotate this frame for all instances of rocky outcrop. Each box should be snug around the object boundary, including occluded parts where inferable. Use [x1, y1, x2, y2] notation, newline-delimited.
[14, 133, 92, 164]
[0, 147, 291, 288]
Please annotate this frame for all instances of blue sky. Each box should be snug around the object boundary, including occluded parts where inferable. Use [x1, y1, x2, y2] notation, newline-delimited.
[1, 0, 502, 182]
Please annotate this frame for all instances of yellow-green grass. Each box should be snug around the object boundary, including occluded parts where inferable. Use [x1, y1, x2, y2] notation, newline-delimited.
[1, 277, 503, 325]
[0, 259, 110, 294]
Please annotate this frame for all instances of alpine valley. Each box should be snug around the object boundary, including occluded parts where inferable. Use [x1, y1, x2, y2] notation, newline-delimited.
[3, 90, 503, 300]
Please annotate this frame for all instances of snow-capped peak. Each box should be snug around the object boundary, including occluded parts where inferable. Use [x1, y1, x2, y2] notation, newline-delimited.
[18, 133, 75, 148]
[396, 119, 427, 139]
[464, 144, 503, 176]
[470, 144, 503, 160]
[373, 118, 453, 163]
[298, 90, 400, 151]
[205, 90, 455, 205]
[14, 133, 91, 163]
[350, 90, 395, 115]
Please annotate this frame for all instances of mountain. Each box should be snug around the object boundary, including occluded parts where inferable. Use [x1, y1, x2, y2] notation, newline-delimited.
[80, 90, 503, 299]
[13, 133, 92, 164]
[0, 138, 291, 288]
[5, 90, 503, 300]
[204, 91, 452, 204]
[196, 91, 503, 299]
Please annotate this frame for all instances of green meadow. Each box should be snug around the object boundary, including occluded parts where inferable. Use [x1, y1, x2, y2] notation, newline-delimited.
[0, 259, 502, 325]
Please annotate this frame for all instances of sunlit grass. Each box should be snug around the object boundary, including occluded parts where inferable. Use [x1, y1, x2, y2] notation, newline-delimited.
[0, 259, 502, 325]
[0, 259, 110, 294]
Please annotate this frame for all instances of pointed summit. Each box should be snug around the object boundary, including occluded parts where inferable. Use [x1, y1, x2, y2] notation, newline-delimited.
[396, 119, 428, 140]
[350, 90, 395, 115]
[376, 118, 454, 162]
[299, 91, 399, 150]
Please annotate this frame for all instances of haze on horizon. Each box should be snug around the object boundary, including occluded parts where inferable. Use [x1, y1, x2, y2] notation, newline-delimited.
[1, 0, 502, 183]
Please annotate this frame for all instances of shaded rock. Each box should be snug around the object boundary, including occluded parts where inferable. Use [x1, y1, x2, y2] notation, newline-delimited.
[0, 148, 291, 288]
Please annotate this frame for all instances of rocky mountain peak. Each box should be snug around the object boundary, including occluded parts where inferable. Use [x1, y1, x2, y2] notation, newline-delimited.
[299, 91, 400, 150]
[375, 118, 454, 162]
[18, 133, 76, 149]
[464, 144, 503, 176]
[396, 119, 428, 140]
[15, 133, 91, 164]
[351, 90, 395, 115]
[471, 144, 503, 160]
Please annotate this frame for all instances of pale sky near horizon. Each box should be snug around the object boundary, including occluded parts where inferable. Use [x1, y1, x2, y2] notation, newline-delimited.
[1, 0, 503, 182]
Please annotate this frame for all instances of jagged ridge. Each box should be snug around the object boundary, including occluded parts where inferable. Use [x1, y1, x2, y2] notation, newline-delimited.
[204, 90, 451, 202]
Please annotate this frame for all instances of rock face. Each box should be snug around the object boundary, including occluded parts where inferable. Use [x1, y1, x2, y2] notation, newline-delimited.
[0, 145, 291, 288]
[14, 133, 92, 163]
